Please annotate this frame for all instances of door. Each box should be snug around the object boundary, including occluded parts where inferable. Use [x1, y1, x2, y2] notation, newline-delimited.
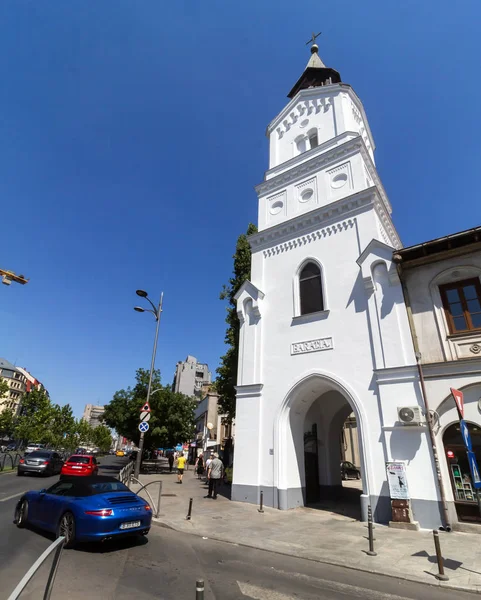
[304, 425, 320, 504]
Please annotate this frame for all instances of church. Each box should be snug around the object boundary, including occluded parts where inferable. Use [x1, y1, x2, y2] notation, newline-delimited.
[231, 40, 443, 529]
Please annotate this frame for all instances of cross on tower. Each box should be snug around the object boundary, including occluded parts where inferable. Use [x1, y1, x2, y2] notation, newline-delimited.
[306, 31, 322, 46]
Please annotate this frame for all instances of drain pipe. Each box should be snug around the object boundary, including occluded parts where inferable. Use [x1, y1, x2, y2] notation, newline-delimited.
[393, 255, 452, 532]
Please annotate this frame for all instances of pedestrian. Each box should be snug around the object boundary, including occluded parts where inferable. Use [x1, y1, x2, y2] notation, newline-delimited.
[168, 452, 174, 473]
[205, 453, 214, 481]
[177, 453, 187, 484]
[205, 453, 224, 500]
[195, 453, 204, 480]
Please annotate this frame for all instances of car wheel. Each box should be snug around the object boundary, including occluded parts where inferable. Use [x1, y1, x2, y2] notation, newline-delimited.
[356, 472, 361, 480]
[58, 512, 76, 549]
[15, 498, 28, 528]
[341, 473, 347, 481]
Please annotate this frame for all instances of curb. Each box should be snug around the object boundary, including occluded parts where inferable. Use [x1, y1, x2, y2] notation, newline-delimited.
[0, 469, 15, 475]
[150, 518, 479, 594]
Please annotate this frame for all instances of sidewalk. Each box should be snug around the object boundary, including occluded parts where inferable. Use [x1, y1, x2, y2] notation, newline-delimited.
[131, 459, 481, 593]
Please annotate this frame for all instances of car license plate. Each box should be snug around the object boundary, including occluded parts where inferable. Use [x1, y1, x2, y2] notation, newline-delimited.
[120, 521, 141, 530]
[71, 466, 81, 469]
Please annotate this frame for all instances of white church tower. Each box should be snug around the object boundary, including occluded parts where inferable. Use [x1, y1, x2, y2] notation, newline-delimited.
[232, 41, 442, 528]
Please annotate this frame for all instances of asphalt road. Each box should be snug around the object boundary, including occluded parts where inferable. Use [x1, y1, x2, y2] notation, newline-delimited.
[1, 456, 479, 599]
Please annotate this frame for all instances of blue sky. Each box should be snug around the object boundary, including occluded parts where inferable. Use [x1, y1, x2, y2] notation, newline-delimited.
[0, 1, 480, 417]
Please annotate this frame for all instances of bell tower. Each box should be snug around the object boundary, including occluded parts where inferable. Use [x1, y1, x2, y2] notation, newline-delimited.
[258, 38, 396, 246]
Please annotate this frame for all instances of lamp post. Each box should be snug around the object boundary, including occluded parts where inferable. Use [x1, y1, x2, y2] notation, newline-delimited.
[133, 289, 163, 479]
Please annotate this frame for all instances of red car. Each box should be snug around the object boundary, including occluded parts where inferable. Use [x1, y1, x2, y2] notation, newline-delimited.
[61, 454, 100, 477]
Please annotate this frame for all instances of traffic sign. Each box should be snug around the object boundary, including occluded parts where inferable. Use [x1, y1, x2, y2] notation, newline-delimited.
[450, 387, 464, 419]
[140, 402, 151, 413]
[467, 451, 481, 489]
[460, 419, 472, 452]
[140, 411, 151, 422]
[139, 421, 149, 433]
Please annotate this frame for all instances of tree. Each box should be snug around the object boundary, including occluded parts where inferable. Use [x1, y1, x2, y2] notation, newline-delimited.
[15, 389, 55, 445]
[216, 223, 257, 421]
[92, 424, 112, 453]
[103, 368, 196, 449]
[0, 407, 15, 438]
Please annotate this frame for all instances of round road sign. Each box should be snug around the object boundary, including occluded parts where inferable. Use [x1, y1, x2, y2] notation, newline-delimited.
[139, 421, 149, 433]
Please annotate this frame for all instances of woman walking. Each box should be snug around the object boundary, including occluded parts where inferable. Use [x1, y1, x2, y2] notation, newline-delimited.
[195, 453, 205, 480]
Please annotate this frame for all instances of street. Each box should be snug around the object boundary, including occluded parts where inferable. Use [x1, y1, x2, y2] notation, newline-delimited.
[0, 455, 479, 599]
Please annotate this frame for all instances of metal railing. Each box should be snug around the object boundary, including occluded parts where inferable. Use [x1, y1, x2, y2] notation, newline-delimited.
[129, 476, 163, 518]
[118, 460, 134, 485]
[7, 536, 65, 600]
[0, 453, 22, 471]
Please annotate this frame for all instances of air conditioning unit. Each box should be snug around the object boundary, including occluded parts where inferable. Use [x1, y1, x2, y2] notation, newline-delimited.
[397, 406, 424, 426]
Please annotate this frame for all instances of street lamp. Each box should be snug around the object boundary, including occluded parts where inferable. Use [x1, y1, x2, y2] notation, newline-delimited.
[133, 289, 164, 479]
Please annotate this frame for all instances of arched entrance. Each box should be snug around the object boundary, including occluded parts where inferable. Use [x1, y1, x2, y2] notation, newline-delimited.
[274, 371, 369, 519]
[443, 421, 481, 524]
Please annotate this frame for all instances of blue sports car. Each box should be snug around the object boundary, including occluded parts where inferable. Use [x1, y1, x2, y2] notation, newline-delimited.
[14, 475, 152, 548]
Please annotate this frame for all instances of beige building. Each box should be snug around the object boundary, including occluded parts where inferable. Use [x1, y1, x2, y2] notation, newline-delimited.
[83, 404, 105, 428]
[0, 358, 27, 415]
[395, 226, 481, 528]
[193, 391, 234, 461]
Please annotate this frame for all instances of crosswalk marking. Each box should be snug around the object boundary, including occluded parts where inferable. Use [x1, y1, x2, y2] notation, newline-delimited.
[237, 578, 414, 600]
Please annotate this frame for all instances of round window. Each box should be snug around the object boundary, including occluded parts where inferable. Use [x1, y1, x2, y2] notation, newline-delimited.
[299, 188, 313, 203]
[331, 173, 348, 189]
[270, 200, 284, 215]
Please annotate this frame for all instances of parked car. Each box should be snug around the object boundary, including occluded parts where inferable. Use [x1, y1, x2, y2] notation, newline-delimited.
[116, 450, 125, 457]
[17, 451, 64, 477]
[14, 475, 152, 548]
[61, 455, 100, 477]
[24, 443, 45, 455]
[340, 461, 361, 480]
[6, 443, 17, 451]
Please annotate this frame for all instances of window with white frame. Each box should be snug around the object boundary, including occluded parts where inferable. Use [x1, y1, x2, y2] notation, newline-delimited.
[299, 262, 324, 315]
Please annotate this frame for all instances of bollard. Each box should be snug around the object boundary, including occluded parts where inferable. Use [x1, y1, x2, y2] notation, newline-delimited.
[433, 530, 449, 581]
[258, 490, 264, 513]
[196, 579, 205, 600]
[155, 481, 163, 518]
[366, 508, 377, 557]
[186, 497, 193, 521]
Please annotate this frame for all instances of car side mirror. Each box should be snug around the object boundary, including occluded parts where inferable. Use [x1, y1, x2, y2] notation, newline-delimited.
[39, 489, 46, 495]
[97, 461, 101, 465]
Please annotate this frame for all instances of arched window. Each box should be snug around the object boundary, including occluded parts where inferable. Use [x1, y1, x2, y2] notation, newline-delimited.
[299, 262, 324, 315]
[308, 129, 318, 149]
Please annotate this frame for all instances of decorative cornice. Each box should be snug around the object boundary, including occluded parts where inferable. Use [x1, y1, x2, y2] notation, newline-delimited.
[374, 365, 419, 384]
[262, 219, 355, 258]
[266, 84, 376, 154]
[256, 136, 363, 197]
[250, 188, 398, 252]
[235, 383, 264, 399]
[256, 134, 393, 224]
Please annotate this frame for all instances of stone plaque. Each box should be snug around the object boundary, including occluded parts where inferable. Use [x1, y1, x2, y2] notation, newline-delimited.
[291, 337, 333, 355]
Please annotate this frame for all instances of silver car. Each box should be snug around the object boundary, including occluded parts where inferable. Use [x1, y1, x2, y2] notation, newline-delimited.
[17, 451, 64, 477]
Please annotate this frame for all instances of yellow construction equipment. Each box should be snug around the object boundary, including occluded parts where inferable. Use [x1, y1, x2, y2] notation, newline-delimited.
[0, 268, 29, 286]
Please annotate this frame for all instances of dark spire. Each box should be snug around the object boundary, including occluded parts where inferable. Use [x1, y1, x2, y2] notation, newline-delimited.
[287, 36, 341, 99]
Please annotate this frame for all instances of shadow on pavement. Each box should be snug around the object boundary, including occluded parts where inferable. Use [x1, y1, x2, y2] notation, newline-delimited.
[75, 534, 149, 554]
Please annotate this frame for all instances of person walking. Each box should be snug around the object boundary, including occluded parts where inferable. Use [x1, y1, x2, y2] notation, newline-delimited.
[177, 453, 187, 484]
[195, 453, 205, 480]
[168, 452, 174, 473]
[205, 453, 223, 499]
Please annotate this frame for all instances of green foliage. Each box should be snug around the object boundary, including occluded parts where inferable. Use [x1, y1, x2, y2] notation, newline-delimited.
[0, 377, 10, 400]
[216, 223, 257, 421]
[0, 407, 15, 437]
[11, 389, 103, 452]
[92, 425, 113, 453]
[103, 368, 196, 449]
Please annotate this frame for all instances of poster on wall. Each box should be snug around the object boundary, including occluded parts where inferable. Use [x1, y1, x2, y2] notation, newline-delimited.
[386, 462, 410, 500]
